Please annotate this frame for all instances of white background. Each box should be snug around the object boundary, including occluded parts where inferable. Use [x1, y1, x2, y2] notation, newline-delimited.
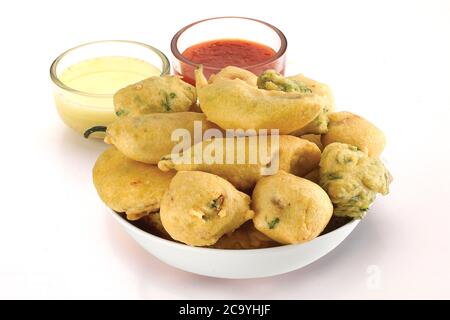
[0, 0, 449, 299]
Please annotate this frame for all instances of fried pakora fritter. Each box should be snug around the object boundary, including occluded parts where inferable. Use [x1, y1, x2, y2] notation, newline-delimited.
[299, 134, 323, 151]
[195, 67, 333, 134]
[257, 70, 308, 92]
[102, 112, 218, 164]
[257, 70, 334, 135]
[89, 60, 392, 250]
[212, 221, 279, 249]
[158, 135, 321, 191]
[321, 111, 386, 157]
[93, 147, 175, 220]
[160, 171, 254, 246]
[319, 142, 391, 218]
[209, 66, 257, 86]
[114, 75, 196, 116]
[252, 171, 333, 244]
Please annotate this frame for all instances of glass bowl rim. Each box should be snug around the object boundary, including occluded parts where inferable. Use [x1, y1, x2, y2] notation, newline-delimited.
[50, 40, 171, 98]
[170, 16, 288, 72]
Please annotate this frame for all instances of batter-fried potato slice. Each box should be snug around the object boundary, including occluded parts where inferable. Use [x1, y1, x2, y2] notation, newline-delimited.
[160, 171, 254, 246]
[252, 171, 333, 244]
[321, 111, 386, 157]
[93, 147, 175, 220]
[285, 73, 334, 135]
[299, 134, 323, 151]
[225, 69, 334, 135]
[195, 67, 324, 134]
[158, 135, 321, 191]
[208, 66, 257, 86]
[104, 112, 218, 164]
[114, 75, 196, 116]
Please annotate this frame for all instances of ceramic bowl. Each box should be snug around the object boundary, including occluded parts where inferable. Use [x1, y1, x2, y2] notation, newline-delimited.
[110, 209, 359, 279]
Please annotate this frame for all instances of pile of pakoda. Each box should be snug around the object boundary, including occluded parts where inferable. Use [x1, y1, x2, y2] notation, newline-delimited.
[89, 67, 391, 249]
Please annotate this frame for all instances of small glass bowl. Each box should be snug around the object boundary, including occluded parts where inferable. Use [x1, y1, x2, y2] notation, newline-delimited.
[171, 16, 287, 84]
[50, 40, 170, 136]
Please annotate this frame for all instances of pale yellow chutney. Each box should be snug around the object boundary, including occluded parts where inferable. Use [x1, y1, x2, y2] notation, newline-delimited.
[53, 56, 161, 135]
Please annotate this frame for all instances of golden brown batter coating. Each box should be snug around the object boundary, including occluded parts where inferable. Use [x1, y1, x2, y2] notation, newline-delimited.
[93, 147, 175, 220]
[160, 171, 254, 246]
[209, 66, 257, 86]
[114, 75, 196, 116]
[158, 135, 321, 191]
[319, 142, 391, 218]
[104, 112, 218, 164]
[195, 67, 333, 134]
[321, 111, 386, 157]
[299, 134, 323, 151]
[252, 171, 333, 244]
[258, 70, 334, 135]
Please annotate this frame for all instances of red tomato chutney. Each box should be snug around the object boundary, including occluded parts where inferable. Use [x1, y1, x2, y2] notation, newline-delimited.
[177, 39, 285, 85]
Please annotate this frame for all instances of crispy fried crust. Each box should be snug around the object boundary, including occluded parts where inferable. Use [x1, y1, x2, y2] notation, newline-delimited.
[160, 171, 254, 246]
[104, 112, 218, 164]
[252, 171, 333, 244]
[114, 75, 196, 116]
[93, 147, 175, 220]
[196, 67, 329, 134]
[158, 135, 321, 191]
[321, 112, 386, 157]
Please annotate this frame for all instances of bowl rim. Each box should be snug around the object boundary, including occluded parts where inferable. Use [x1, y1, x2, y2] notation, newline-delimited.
[50, 40, 171, 98]
[110, 208, 360, 254]
[170, 16, 288, 72]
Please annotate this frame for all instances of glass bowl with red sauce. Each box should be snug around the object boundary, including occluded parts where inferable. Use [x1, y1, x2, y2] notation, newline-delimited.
[171, 17, 287, 85]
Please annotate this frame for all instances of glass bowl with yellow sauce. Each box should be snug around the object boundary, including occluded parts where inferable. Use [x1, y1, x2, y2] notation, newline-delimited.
[50, 40, 170, 136]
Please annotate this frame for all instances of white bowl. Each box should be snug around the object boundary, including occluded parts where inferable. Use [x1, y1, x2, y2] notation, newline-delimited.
[110, 209, 360, 279]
